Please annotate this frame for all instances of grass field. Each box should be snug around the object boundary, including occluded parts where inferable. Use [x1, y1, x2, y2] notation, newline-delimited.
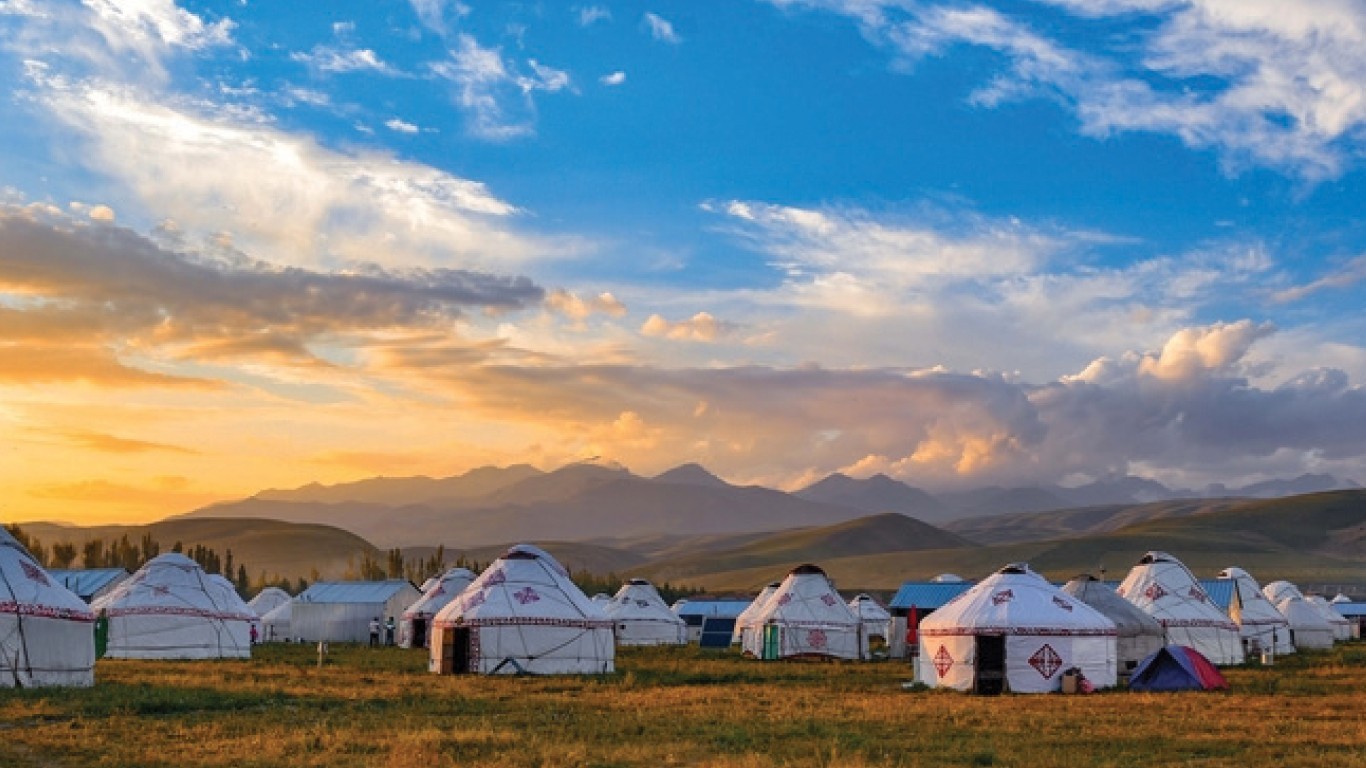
[2, 643, 1363, 767]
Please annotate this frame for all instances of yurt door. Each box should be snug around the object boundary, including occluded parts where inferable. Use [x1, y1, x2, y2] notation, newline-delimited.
[762, 624, 781, 660]
[974, 635, 1007, 695]
[451, 627, 472, 673]
[412, 618, 427, 649]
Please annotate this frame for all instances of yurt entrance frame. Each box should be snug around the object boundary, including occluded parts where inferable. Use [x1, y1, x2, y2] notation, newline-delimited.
[974, 634, 1006, 695]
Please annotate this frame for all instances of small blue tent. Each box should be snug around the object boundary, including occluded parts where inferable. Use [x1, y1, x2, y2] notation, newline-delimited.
[1128, 645, 1227, 692]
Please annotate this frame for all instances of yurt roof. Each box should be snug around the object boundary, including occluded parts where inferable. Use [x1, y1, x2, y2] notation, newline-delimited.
[1061, 575, 1164, 638]
[93, 553, 253, 619]
[1276, 596, 1333, 629]
[1215, 567, 1288, 626]
[921, 563, 1116, 637]
[931, 573, 965, 583]
[606, 580, 684, 622]
[402, 568, 476, 618]
[1263, 580, 1304, 604]
[433, 543, 606, 625]
[752, 564, 858, 628]
[1116, 551, 1237, 630]
[247, 587, 292, 614]
[848, 594, 891, 620]
[1, 531, 94, 620]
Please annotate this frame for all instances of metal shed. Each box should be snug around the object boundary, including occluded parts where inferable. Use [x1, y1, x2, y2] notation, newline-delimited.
[290, 580, 421, 643]
[47, 568, 130, 603]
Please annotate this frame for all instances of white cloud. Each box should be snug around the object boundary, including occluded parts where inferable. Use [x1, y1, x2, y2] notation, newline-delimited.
[599, 70, 626, 86]
[29, 77, 592, 272]
[291, 45, 402, 76]
[408, 0, 470, 36]
[643, 12, 681, 44]
[641, 312, 731, 342]
[431, 34, 571, 140]
[577, 6, 611, 27]
[385, 117, 420, 134]
[768, 0, 1366, 180]
[545, 289, 628, 321]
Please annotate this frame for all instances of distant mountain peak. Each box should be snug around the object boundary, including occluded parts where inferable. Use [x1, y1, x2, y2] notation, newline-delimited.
[796, 471, 947, 521]
[654, 463, 730, 489]
[573, 456, 630, 473]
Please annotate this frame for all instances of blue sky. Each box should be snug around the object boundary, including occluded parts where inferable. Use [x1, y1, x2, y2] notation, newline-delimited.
[3, 1, 1366, 522]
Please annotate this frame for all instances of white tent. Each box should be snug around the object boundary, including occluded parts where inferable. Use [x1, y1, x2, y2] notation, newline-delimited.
[1274, 596, 1335, 650]
[919, 564, 1117, 694]
[1216, 567, 1294, 656]
[429, 544, 614, 675]
[93, 553, 254, 659]
[1116, 552, 1244, 665]
[741, 564, 867, 661]
[1305, 595, 1353, 642]
[259, 599, 291, 642]
[247, 587, 292, 618]
[1330, 593, 1351, 604]
[848, 593, 892, 642]
[398, 568, 476, 648]
[1061, 575, 1164, 675]
[605, 579, 688, 646]
[731, 583, 779, 645]
[1261, 580, 1303, 606]
[1, 527, 96, 687]
[932, 573, 966, 583]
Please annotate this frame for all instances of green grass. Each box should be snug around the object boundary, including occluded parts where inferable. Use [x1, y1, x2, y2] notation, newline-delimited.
[3, 643, 1364, 767]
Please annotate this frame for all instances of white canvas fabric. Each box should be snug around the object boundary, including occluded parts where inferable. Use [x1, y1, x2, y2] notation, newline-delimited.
[248, 587, 292, 618]
[605, 579, 687, 646]
[919, 564, 1117, 693]
[1062, 575, 1164, 674]
[1305, 596, 1353, 641]
[731, 583, 779, 645]
[398, 568, 476, 648]
[259, 600, 291, 642]
[848, 594, 892, 641]
[741, 565, 867, 661]
[1262, 580, 1304, 605]
[1275, 596, 1335, 649]
[1116, 552, 1244, 665]
[1, 528, 96, 688]
[93, 553, 254, 659]
[1217, 567, 1295, 655]
[430, 544, 614, 675]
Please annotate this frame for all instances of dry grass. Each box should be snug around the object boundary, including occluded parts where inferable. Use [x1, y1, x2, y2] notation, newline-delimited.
[2, 643, 1364, 767]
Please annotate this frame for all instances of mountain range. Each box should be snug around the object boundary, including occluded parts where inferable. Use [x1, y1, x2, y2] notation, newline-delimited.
[177, 461, 1361, 550]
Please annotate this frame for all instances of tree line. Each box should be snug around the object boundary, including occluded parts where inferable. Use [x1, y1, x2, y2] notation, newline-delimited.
[3, 524, 307, 598]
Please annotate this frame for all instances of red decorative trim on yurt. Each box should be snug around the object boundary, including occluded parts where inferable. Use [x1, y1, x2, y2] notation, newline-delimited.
[433, 616, 615, 630]
[1052, 596, 1074, 612]
[0, 601, 96, 622]
[105, 605, 254, 621]
[1143, 583, 1168, 601]
[991, 589, 1014, 605]
[1028, 643, 1063, 679]
[807, 629, 828, 649]
[1157, 618, 1238, 631]
[513, 587, 541, 605]
[920, 627, 1117, 638]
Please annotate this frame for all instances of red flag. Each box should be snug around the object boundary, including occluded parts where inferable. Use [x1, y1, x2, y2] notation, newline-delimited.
[906, 605, 919, 647]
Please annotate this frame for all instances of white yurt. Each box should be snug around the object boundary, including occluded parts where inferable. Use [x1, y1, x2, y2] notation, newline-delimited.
[1274, 596, 1336, 650]
[247, 587, 292, 618]
[429, 544, 614, 675]
[604, 579, 688, 646]
[1116, 552, 1244, 665]
[731, 582, 780, 645]
[1, 527, 96, 687]
[919, 564, 1117, 694]
[1217, 567, 1294, 656]
[848, 593, 892, 643]
[259, 599, 292, 642]
[1261, 580, 1336, 649]
[741, 564, 867, 661]
[398, 567, 476, 648]
[931, 573, 966, 583]
[1061, 575, 1164, 675]
[93, 553, 254, 659]
[1305, 595, 1353, 642]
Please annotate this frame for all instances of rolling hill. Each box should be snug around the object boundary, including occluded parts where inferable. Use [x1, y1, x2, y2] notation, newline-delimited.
[18, 517, 378, 582]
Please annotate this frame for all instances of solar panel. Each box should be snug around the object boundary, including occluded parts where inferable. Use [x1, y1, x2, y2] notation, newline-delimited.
[698, 617, 737, 648]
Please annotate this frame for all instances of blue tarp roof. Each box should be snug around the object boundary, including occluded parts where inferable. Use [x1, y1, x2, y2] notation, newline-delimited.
[1198, 579, 1237, 611]
[672, 599, 750, 619]
[1332, 602, 1365, 617]
[296, 580, 415, 604]
[47, 568, 128, 600]
[889, 582, 973, 611]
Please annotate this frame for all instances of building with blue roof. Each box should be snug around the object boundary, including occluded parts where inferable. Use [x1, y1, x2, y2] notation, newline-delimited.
[291, 580, 422, 644]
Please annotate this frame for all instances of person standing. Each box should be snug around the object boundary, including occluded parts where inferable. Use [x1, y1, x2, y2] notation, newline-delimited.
[385, 616, 396, 646]
[369, 616, 381, 647]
